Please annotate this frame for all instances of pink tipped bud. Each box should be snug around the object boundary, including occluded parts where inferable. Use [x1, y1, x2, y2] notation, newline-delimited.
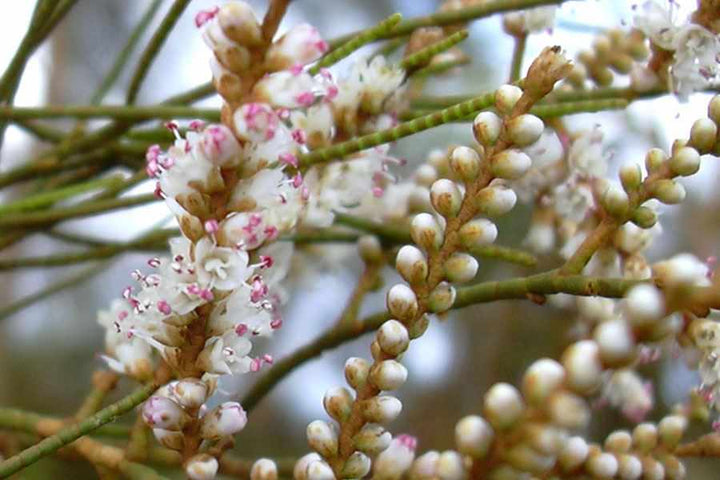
[142, 396, 189, 431]
[200, 402, 247, 439]
[374, 435, 417, 480]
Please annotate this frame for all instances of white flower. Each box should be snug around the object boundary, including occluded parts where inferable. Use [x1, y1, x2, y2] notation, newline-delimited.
[634, 0, 678, 50]
[602, 369, 654, 422]
[158, 138, 215, 199]
[194, 237, 253, 291]
[253, 71, 322, 109]
[568, 127, 608, 178]
[671, 25, 720, 98]
[504, 6, 556, 33]
[197, 329, 254, 375]
[265, 23, 328, 70]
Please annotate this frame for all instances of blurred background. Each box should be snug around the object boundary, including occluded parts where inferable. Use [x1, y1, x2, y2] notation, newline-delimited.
[1, 0, 719, 478]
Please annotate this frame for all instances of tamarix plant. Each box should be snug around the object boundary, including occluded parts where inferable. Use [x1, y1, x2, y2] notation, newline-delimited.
[1, 0, 720, 479]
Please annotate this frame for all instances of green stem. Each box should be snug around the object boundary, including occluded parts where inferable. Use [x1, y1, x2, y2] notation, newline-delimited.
[0, 105, 221, 121]
[309, 13, 403, 75]
[126, 0, 191, 104]
[14, 119, 66, 142]
[0, 193, 157, 229]
[0, 409, 131, 438]
[400, 30, 469, 71]
[0, 383, 157, 478]
[411, 57, 470, 78]
[509, 34, 527, 82]
[328, 0, 565, 47]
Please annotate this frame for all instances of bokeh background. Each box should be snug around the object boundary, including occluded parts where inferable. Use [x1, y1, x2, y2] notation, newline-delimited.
[1, 0, 719, 478]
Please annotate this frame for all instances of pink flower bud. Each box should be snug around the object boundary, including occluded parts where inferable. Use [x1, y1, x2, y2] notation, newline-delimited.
[200, 402, 248, 439]
[142, 396, 190, 431]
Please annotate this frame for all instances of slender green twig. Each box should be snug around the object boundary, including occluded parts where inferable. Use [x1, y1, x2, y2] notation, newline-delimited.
[309, 13, 403, 75]
[91, 0, 164, 104]
[0, 383, 158, 478]
[509, 34, 527, 82]
[126, 0, 192, 104]
[400, 30, 469, 71]
[0, 105, 221, 121]
[328, 0, 565, 47]
[14, 119, 66, 142]
[0, 409, 131, 438]
[411, 57, 470, 78]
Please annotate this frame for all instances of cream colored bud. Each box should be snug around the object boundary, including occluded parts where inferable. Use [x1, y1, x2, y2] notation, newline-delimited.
[407, 314, 430, 339]
[358, 235, 383, 263]
[506, 444, 555, 475]
[562, 340, 603, 394]
[522, 358, 565, 405]
[492, 150, 532, 179]
[617, 454, 642, 480]
[624, 284, 664, 327]
[689, 118, 717, 153]
[410, 451, 440, 480]
[669, 146, 701, 176]
[437, 451, 465, 480]
[217, 2, 263, 47]
[307, 420, 338, 458]
[604, 430, 632, 453]
[408, 186, 432, 213]
[306, 460, 335, 480]
[559, 436, 589, 472]
[354, 424, 392, 455]
[662, 455, 686, 480]
[620, 163, 643, 192]
[455, 415, 494, 458]
[652, 179, 686, 204]
[186, 454, 219, 480]
[473, 111, 503, 146]
[495, 85, 523, 114]
[658, 415, 687, 449]
[632, 206, 657, 229]
[645, 148, 667, 173]
[396, 246, 429, 285]
[363, 395, 402, 424]
[250, 459, 278, 480]
[323, 386, 353, 422]
[601, 183, 630, 217]
[415, 164, 438, 187]
[594, 320, 636, 366]
[632, 423, 657, 453]
[708, 95, 720, 125]
[444, 253, 479, 283]
[377, 320, 410, 356]
[342, 452, 371, 478]
[386, 284, 419, 321]
[430, 179, 463, 218]
[476, 185, 517, 216]
[344, 358, 370, 390]
[483, 383, 525, 430]
[459, 219, 498, 248]
[428, 282, 456, 313]
[507, 114, 544, 147]
[586, 452, 618, 479]
[641, 457, 664, 480]
[172, 378, 209, 410]
[153, 428, 184, 451]
[370, 360, 408, 391]
[411, 213, 444, 250]
[548, 391, 590, 429]
[294, 453, 321, 480]
[525, 423, 567, 455]
[450, 146, 482, 181]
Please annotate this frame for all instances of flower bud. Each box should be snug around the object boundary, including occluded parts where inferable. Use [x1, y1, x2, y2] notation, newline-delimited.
[358, 235, 383, 263]
[473, 111, 503, 146]
[362, 395, 402, 424]
[524, 423, 566, 456]
[437, 451, 465, 480]
[594, 320, 636, 366]
[200, 402, 247, 439]
[186, 454, 219, 480]
[652, 179, 686, 204]
[632, 422, 657, 453]
[617, 454, 642, 480]
[585, 452, 618, 479]
[669, 146, 701, 176]
[450, 146, 482, 181]
[370, 360, 408, 391]
[476, 185, 517, 216]
[142, 396, 189, 431]
[561, 340, 603, 394]
[620, 163, 643, 192]
[306, 459, 335, 480]
[459, 219, 498, 248]
[410, 451, 440, 479]
[374, 435, 417, 480]
[658, 415, 687, 449]
[558, 436, 589, 472]
[506, 114, 544, 147]
[661, 455, 685, 480]
[631, 206, 657, 229]
[344, 358, 370, 390]
[411, 213, 444, 250]
[427, 282, 456, 313]
[430, 179, 463, 218]
[354, 424, 392, 456]
[708, 94, 720, 125]
[653, 253, 708, 286]
[495, 85, 523, 114]
[266, 24, 328, 70]
[415, 164, 438, 187]
[492, 150, 532, 179]
[396, 246, 429, 284]
[444, 253, 479, 283]
[407, 314, 430, 340]
[294, 453, 321, 480]
[377, 320, 410, 356]
[645, 148, 667, 173]
[483, 383, 525, 430]
[323, 386, 353, 422]
[307, 420, 338, 457]
[455, 415, 494, 458]
[548, 391, 590, 429]
[601, 183, 629, 217]
[506, 444, 555, 475]
[522, 358, 565, 405]
[624, 284, 664, 327]
[153, 428, 184, 451]
[641, 457, 664, 480]
[689, 118, 717, 153]
[386, 284, 419, 321]
[251, 459, 278, 480]
[604, 430, 632, 453]
[172, 378, 209, 410]
[408, 186, 432, 213]
[342, 452, 371, 478]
